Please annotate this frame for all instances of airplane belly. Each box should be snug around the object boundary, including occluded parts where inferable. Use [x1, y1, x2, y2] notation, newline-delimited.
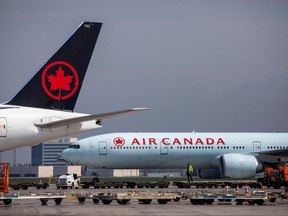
[93, 152, 217, 169]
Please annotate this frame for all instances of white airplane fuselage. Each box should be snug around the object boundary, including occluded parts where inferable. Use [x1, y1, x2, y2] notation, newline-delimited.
[0, 104, 101, 151]
[61, 132, 288, 179]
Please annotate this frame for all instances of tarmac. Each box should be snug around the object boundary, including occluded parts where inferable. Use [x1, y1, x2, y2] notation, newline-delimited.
[1, 184, 288, 216]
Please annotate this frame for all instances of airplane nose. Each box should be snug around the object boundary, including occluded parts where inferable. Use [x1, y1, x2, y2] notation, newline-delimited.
[59, 145, 82, 164]
[59, 149, 68, 161]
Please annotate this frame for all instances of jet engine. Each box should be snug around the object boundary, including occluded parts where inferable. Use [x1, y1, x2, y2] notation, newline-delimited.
[220, 153, 262, 179]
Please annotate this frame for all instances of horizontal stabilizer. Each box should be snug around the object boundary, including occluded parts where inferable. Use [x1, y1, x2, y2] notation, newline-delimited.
[34, 108, 149, 128]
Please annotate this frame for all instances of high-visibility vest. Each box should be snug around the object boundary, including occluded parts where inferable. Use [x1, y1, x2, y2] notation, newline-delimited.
[265, 168, 274, 178]
[284, 167, 288, 182]
[186, 164, 193, 173]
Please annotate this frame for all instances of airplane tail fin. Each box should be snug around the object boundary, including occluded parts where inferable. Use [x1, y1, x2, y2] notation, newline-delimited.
[7, 22, 102, 111]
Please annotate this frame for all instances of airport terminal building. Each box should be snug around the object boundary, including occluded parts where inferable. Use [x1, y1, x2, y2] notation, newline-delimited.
[31, 138, 77, 166]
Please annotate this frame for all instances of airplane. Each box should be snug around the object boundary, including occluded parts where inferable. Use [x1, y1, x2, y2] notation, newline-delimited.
[0, 22, 148, 152]
[60, 132, 288, 179]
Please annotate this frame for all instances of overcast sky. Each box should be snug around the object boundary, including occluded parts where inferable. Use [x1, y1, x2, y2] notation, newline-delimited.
[1, 0, 288, 164]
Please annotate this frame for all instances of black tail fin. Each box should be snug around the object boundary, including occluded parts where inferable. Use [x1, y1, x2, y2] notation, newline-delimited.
[7, 22, 102, 111]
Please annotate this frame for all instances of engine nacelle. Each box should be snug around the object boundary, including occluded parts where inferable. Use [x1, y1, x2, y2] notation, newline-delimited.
[198, 168, 222, 179]
[220, 153, 260, 179]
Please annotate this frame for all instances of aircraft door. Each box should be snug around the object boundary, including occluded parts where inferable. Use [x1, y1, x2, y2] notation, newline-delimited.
[160, 142, 168, 155]
[253, 141, 261, 152]
[0, 118, 7, 137]
[99, 141, 107, 155]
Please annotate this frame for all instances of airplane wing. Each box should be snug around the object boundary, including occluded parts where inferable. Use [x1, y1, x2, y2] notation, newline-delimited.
[34, 108, 149, 129]
[257, 149, 288, 157]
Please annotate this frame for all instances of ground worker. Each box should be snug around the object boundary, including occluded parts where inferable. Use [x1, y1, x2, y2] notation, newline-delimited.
[186, 163, 193, 183]
[279, 163, 288, 192]
[284, 163, 288, 192]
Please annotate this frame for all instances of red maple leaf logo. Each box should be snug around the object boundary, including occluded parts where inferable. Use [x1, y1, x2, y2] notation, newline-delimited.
[42, 61, 79, 101]
[113, 137, 125, 146]
[47, 66, 73, 99]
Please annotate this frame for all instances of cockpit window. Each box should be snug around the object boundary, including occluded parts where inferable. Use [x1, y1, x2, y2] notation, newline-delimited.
[68, 144, 80, 149]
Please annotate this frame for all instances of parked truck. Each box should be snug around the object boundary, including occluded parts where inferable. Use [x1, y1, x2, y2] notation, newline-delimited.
[56, 173, 80, 189]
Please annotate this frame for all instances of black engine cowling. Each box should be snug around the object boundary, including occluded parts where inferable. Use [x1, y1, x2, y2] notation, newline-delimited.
[220, 153, 262, 179]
